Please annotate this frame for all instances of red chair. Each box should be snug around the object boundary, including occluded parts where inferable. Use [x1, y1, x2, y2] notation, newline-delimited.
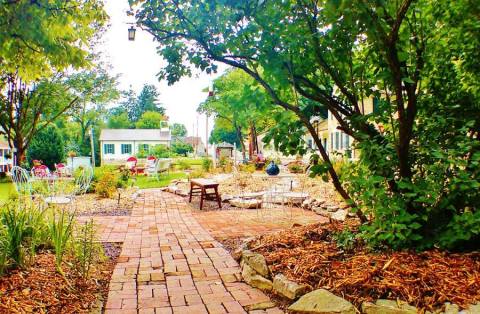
[125, 156, 138, 174]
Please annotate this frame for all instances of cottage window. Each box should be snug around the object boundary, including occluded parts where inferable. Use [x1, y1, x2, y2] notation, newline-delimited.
[121, 144, 132, 154]
[335, 132, 340, 150]
[104, 144, 115, 154]
[139, 144, 149, 152]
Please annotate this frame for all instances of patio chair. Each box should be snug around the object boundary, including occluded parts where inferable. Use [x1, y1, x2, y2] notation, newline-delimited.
[11, 166, 32, 197]
[44, 166, 93, 209]
[31, 164, 50, 178]
[125, 156, 138, 174]
[55, 163, 70, 177]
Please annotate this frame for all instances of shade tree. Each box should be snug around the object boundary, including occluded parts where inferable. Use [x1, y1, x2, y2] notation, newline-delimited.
[132, 0, 480, 249]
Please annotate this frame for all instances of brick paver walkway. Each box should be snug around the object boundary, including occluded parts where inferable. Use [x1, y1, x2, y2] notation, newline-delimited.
[104, 190, 284, 314]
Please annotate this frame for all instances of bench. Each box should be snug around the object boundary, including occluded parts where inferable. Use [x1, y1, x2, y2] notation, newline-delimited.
[188, 179, 222, 210]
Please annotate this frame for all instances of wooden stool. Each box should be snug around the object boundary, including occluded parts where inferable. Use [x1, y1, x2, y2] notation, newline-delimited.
[189, 179, 222, 210]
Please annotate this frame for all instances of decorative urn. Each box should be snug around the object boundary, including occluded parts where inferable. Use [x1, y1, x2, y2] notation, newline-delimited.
[266, 161, 280, 176]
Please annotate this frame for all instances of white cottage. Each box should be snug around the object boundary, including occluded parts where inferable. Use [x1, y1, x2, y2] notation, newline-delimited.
[99, 129, 171, 164]
[0, 138, 13, 173]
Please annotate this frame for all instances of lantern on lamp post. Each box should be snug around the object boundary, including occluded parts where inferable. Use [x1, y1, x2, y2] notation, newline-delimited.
[128, 26, 136, 41]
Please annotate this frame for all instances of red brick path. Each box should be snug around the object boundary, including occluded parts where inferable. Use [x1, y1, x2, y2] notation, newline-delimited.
[104, 190, 284, 314]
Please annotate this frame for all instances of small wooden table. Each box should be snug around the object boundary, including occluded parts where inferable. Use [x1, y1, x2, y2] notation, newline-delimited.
[189, 179, 222, 210]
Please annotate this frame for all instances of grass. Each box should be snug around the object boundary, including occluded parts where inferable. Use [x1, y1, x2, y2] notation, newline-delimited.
[171, 157, 204, 166]
[133, 172, 187, 189]
[0, 182, 15, 201]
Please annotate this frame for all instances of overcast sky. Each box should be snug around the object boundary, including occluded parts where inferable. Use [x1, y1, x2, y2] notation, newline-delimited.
[100, 0, 228, 144]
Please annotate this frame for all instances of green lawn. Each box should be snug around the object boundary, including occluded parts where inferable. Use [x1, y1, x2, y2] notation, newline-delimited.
[0, 181, 15, 201]
[133, 172, 187, 189]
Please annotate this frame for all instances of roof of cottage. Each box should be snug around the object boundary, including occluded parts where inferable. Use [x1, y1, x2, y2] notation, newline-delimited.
[99, 129, 171, 141]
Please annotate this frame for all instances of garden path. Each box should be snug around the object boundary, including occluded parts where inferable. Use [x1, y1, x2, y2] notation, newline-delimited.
[104, 189, 284, 314]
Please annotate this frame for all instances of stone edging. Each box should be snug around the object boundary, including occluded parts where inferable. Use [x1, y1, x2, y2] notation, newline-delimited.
[233, 241, 480, 314]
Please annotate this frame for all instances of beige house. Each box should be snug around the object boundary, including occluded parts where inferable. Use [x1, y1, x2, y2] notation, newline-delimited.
[306, 97, 378, 160]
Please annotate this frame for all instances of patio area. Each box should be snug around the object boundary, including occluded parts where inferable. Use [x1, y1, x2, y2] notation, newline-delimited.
[92, 189, 290, 314]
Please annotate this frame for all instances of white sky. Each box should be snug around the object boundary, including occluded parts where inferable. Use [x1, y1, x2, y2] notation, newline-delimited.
[99, 0, 228, 144]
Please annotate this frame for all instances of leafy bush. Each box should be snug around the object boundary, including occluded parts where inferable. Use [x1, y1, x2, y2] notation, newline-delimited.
[201, 158, 212, 172]
[239, 163, 255, 173]
[171, 142, 193, 156]
[151, 144, 172, 158]
[177, 159, 191, 170]
[189, 169, 206, 179]
[92, 166, 130, 198]
[27, 124, 65, 170]
[95, 170, 117, 198]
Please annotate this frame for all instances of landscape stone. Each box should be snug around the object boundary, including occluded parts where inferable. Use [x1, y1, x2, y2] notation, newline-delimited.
[242, 250, 270, 277]
[331, 209, 348, 221]
[230, 198, 262, 209]
[241, 263, 272, 291]
[362, 299, 417, 314]
[273, 274, 308, 300]
[244, 301, 276, 311]
[288, 289, 355, 314]
[444, 303, 459, 314]
[464, 303, 480, 314]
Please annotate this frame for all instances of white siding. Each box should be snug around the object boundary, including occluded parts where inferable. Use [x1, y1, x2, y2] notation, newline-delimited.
[100, 140, 170, 164]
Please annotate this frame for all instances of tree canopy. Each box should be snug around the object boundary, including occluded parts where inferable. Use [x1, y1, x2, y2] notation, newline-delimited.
[132, 0, 480, 249]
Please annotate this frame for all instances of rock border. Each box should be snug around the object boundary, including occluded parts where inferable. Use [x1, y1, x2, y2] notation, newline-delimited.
[234, 240, 480, 314]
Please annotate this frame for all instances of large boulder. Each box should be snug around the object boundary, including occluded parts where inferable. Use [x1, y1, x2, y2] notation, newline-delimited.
[273, 274, 308, 300]
[362, 299, 417, 314]
[288, 289, 355, 314]
[241, 263, 272, 291]
[242, 250, 270, 277]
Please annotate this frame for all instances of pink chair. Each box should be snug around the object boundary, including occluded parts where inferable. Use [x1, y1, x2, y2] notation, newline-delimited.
[32, 164, 50, 178]
[55, 163, 69, 177]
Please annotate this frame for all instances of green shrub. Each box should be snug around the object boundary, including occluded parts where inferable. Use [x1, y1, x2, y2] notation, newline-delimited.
[201, 158, 212, 172]
[95, 171, 117, 198]
[151, 144, 172, 158]
[189, 169, 206, 179]
[27, 124, 65, 170]
[177, 159, 191, 170]
[239, 163, 255, 173]
[0, 202, 45, 269]
[171, 142, 193, 156]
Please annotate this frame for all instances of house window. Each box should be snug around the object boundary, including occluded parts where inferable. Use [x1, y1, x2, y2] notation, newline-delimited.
[307, 138, 313, 149]
[345, 135, 350, 149]
[335, 132, 340, 150]
[104, 144, 115, 154]
[139, 144, 149, 152]
[121, 144, 132, 155]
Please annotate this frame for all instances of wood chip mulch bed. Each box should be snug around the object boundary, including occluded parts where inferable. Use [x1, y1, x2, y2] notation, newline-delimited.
[0, 243, 121, 313]
[247, 222, 480, 311]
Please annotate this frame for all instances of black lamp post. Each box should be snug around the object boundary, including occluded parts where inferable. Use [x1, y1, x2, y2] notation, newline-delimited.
[128, 26, 136, 41]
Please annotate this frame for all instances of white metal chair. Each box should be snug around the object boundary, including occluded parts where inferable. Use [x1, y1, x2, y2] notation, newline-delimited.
[44, 166, 93, 209]
[11, 166, 32, 197]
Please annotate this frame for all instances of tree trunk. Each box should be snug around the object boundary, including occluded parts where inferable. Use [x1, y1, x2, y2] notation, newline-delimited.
[302, 117, 368, 223]
[235, 125, 246, 160]
[13, 134, 26, 167]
